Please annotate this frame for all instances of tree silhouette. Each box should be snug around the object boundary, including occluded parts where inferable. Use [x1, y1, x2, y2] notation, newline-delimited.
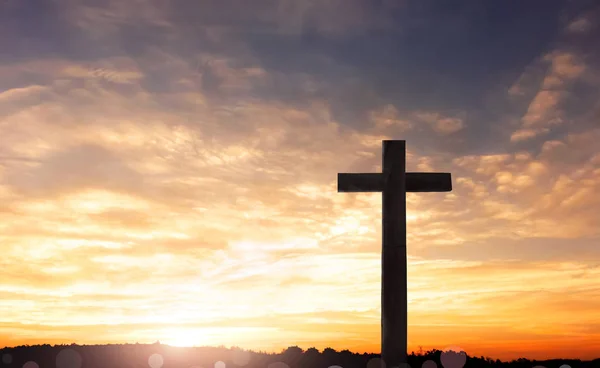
[305, 347, 319, 355]
[322, 347, 337, 355]
[301, 347, 321, 367]
[281, 345, 303, 366]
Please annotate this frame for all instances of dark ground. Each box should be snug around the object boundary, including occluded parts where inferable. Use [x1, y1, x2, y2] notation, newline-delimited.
[1, 343, 599, 368]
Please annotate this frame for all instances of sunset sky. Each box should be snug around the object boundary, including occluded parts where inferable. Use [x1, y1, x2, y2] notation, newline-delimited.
[1, 0, 600, 362]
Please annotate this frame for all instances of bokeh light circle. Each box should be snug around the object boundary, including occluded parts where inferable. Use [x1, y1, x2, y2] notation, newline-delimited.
[367, 358, 386, 368]
[1, 354, 12, 365]
[214, 361, 226, 368]
[232, 349, 251, 366]
[559, 365, 571, 368]
[22, 362, 39, 368]
[440, 346, 467, 368]
[148, 353, 164, 368]
[56, 348, 83, 368]
[422, 360, 437, 368]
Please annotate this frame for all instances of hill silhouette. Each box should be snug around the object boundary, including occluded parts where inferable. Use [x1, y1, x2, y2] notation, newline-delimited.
[1, 343, 599, 368]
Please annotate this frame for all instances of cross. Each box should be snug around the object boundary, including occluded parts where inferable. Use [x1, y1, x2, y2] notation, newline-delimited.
[337, 140, 452, 368]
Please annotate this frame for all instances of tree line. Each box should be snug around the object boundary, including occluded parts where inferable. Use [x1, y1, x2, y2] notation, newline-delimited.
[1, 343, 598, 368]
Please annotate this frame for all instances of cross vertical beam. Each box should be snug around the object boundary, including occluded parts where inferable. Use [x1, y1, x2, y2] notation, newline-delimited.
[337, 140, 452, 368]
[382, 140, 407, 367]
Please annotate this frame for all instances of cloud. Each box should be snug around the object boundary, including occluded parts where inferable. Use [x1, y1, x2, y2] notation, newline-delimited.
[510, 51, 589, 142]
[5, 144, 146, 199]
[368, 104, 413, 131]
[567, 16, 593, 34]
[540, 51, 586, 89]
[61, 65, 144, 84]
[61, 0, 173, 40]
[0, 85, 50, 103]
[414, 112, 466, 135]
[519, 90, 562, 128]
[451, 130, 600, 240]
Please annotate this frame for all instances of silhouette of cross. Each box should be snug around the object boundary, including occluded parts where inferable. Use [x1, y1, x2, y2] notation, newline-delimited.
[337, 140, 452, 368]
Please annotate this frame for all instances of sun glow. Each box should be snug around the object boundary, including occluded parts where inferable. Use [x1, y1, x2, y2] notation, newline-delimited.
[158, 327, 280, 349]
[160, 328, 210, 348]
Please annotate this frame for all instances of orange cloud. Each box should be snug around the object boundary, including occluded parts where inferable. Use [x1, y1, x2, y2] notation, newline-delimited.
[510, 49, 590, 142]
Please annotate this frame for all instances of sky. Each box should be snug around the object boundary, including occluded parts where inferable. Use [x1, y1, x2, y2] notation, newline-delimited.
[1, 0, 600, 362]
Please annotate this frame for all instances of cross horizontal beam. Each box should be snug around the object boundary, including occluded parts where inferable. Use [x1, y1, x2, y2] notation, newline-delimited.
[338, 172, 452, 193]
